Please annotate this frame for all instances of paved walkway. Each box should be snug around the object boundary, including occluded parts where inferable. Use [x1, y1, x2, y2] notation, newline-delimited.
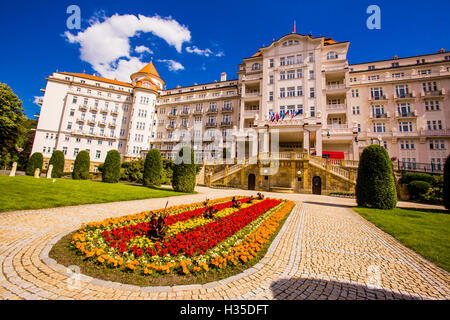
[0, 187, 449, 300]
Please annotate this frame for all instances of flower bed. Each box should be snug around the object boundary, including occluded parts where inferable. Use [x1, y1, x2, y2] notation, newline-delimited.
[70, 196, 295, 277]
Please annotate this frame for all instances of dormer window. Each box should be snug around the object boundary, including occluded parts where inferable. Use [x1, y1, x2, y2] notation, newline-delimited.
[251, 63, 261, 71]
[327, 51, 338, 60]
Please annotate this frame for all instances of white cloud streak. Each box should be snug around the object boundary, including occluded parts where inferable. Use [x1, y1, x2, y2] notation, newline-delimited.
[157, 59, 185, 72]
[64, 14, 191, 81]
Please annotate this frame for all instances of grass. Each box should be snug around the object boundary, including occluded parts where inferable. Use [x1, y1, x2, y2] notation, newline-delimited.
[0, 175, 189, 213]
[49, 203, 294, 287]
[353, 206, 450, 272]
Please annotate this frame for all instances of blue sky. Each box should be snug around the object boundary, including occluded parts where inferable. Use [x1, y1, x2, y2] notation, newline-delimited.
[1, 0, 449, 119]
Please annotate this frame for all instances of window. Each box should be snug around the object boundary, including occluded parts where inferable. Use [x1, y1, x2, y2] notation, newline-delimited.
[280, 57, 285, 66]
[296, 55, 302, 64]
[392, 72, 405, 79]
[297, 69, 302, 78]
[310, 87, 315, 98]
[425, 100, 440, 111]
[352, 106, 360, 115]
[373, 123, 386, 133]
[65, 135, 70, 142]
[427, 120, 442, 130]
[297, 86, 303, 96]
[297, 105, 303, 115]
[370, 87, 384, 99]
[368, 75, 379, 81]
[69, 109, 75, 117]
[286, 56, 295, 65]
[310, 106, 315, 117]
[73, 148, 79, 156]
[392, 62, 399, 67]
[368, 65, 375, 70]
[67, 122, 72, 130]
[269, 92, 273, 101]
[351, 89, 359, 98]
[327, 51, 338, 60]
[269, 75, 274, 84]
[429, 140, 445, 150]
[397, 103, 411, 116]
[287, 70, 295, 79]
[396, 85, 409, 97]
[308, 52, 314, 62]
[96, 150, 101, 159]
[269, 59, 274, 68]
[280, 72, 285, 80]
[399, 121, 413, 132]
[287, 87, 295, 97]
[62, 147, 67, 155]
[309, 70, 315, 79]
[422, 81, 438, 92]
[280, 88, 286, 98]
[251, 63, 261, 70]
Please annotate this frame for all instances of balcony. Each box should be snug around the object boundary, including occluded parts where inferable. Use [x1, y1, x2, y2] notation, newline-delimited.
[111, 109, 119, 115]
[421, 90, 444, 98]
[109, 122, 117, 128]
[222, 107, 233, 113]
[89, 106, 98, 112]
[370, 112, 390, 119]
[243, 91, 261, 98]
[421, 129, 450, 137]
[100, 108, 108, 114]
[167, 112, 178, 118]
[326, 104, 346, 113]
[395, 111, 417, 118]
[221, 121, 233, 127]
[325, 84, 347, 92]
[87, 119, 96, 125]
[205, 121, 217, 128]
[193, 108, 203, 115]
[166, 124, 176, 130]
[97, 121, 106, 126]
[79, 104, 88, 111]
[369, 94, 388, 102]
[181, 109, 190, 116]
[394, 92, 415, 100]
[206, 108, 218, 114]
[76, 118, 86, 124]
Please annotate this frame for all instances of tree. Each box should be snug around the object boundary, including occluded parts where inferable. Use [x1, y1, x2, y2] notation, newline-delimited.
[102, 150, 121, 183]
[444, 155, 450, 210]
[172, 146, 196, 193]
[356, 144, 397, 209]
[25, 152, 43, 176]
[72, 150, 90, 180]
[48, 150, 65, 178]
[0, 83, 28, 169]
[143, 149, 162, 187]
[16, 119, 37, 170]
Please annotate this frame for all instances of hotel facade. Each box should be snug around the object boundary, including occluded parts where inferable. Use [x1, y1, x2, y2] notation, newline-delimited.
[32, 33, 450, 173]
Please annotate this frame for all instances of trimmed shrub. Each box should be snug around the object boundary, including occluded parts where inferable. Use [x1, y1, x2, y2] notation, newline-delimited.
[400, 172, 435, 185]
[444, 155, 450, 210]
[120, 159, 144, 183]
[143, 149, 162, 187]
[72, 150, 90, 180]
[161, 159, 174, 185]
[25, 152, 43, 176]
[48, 150, 65, 178]
[102, 150, 121, 183]
[172, 146, 196, 193]
[420, 187, 443, 205]
[356, 144, 397, 209]
[408, 180, 431, 199]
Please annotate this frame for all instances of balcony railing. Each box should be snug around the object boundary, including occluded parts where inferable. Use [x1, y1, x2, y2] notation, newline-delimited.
[221, 121, 232, 127]
[369, 94, 388, 101]
[397, 161, 444, 174]
[394, 92, 414, 99]
[222, 107, 233, 113]
[206, 108, 218, 114]
[326, 84, 346, 90]
[181, 109, 190, 115]
[421, 90, 443, 97]
[395, 111, 417, 118]
[205, 122, 217, 128]
[326, 104, 346, 112]
[370, 112, 389, 119]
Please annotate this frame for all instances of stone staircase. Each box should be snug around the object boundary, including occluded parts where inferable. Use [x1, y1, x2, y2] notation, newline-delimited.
[308, 156, 357, 184]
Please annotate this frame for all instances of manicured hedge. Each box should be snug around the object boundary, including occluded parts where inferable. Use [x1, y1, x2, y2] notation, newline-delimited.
[172, 146, 196, 193]
[102, 150, 121, 183]
[408, 180, 431, 199]
[400, 172, 435, 185]
[356, 144, 397, 209]
[72, 150, 90, 180]
[48, 150, 65, 178]
[143, 148, 162, 187]
[120, 159, 144, 183]
[444, 155, 450, 210]
[25, 152, 43, 176]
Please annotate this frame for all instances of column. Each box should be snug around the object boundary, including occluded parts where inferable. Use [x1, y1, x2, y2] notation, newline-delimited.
[316, 129, 322, 157]
[303, 130, 310, 154]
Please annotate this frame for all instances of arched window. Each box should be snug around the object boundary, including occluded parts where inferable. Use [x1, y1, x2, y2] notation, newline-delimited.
[327, 51, 338, 60]
[251, 63, 261, 70]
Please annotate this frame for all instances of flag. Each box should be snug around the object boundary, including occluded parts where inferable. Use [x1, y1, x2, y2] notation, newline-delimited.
[276, 112, 279, 121]
[295, 109, 302, 117]
[291, 110, 295, 119]
[281, 110, 286, 120]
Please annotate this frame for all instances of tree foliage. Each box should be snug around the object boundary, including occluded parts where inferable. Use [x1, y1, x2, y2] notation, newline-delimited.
[25, 152, 43, 176]
[356, 144, 397, 209]
[48, 150, 65, 178]
[143, 149, 162, 187]
[72, 150, 90, 180]
[102, 150, 121, 183]
[444, 155, 450, 210]
[172, 146, 196, 193]
[0, 83, 28, 169]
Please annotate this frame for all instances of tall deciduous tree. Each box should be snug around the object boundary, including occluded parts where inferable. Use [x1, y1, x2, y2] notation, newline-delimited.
[0, 83, 28, 168]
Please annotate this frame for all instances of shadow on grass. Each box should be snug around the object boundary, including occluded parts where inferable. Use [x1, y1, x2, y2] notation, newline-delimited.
[270, 277, 420, 300]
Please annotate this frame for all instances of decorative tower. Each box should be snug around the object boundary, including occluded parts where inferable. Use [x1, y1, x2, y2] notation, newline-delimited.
[125, 59, 165, 160]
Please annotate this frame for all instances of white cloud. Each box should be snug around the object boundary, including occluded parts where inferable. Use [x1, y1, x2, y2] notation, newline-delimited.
[64, 13, 191, 81]
[135, 45, 154, 54]
[185, 46, 213, 57]
[157, 59, 184, 72]
[215, 51, 225, 57]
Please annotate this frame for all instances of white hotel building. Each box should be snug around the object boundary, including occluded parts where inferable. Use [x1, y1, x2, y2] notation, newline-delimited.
[32, 32, 450, 172]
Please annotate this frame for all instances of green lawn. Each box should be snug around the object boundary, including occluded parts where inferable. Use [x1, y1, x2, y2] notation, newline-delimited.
[0, 175, 188, 213]
[353, 206, 450, 272]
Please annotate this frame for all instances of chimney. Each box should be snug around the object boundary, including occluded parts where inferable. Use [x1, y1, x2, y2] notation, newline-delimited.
[221, 72, 227, 82]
